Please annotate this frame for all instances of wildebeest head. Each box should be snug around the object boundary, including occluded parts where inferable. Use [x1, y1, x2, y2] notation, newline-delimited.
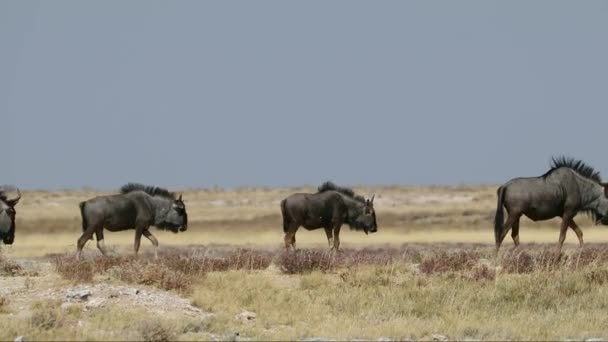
[593, 184, 608, 225]
[349, 195, 378, 235]
[157, 194, 188, 233]
[0, 187, 21, 245]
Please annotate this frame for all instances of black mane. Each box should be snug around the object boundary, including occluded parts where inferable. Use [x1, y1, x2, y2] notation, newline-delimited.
[317, 181, 366, 203]
[120, 183, 175, 199]
[542, 157, 602, 183]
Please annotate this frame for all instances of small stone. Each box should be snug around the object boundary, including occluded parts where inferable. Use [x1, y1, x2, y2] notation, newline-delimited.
[432, 335, 448, 342]
[14, 337, 26, 342]
[585, 339, 605, 342]
[65, 288, 91, 301]
[235, 311, 256, 323]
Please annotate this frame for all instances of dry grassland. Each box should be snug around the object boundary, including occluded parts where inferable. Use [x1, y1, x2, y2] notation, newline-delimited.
[1, 185, 608, 341]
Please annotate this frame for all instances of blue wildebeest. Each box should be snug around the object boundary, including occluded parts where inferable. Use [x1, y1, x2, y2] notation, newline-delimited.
[0, 186, 21, 245]
[280, 182, 377, 251]
[77, 183, 188, 259]
[495, 157, 608, 254]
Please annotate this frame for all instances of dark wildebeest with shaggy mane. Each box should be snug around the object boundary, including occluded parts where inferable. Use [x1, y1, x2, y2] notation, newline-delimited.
[0, 186, 21, 245]
[495, 157, 608, 254]
[77, 183, 188, 259]
[281, 182, 377, 251]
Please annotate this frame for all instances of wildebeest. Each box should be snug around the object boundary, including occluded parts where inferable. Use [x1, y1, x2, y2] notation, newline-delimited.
[0, 186, 21, 245]
[495, 157, 608, 254]
[280, 182, 377, 251]
[77, 183, 188, 259]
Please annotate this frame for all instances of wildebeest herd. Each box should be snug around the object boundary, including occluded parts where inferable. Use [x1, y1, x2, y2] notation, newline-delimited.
[2, 157, 608, 259]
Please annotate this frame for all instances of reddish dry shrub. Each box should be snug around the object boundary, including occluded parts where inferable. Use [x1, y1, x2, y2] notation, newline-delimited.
[501, 250, 535, 274]
[161, 254, 212, 275]
[419, 251, 478, 274]
[53, 255, 94, 282]
[113, 262, 192, 292]
[279, 249, 338, 274]
[534, 248, 564, 271]
[570, 246, 608, 269]
[92, 255, 136, 272]
[468, 264, 496, 282]
[225, 248, 273, 270]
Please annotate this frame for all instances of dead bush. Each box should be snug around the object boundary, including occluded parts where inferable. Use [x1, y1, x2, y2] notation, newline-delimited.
[111, 262, 193, 292]
[501, 250, 535, 274]
[419, 251, 478, 274]
[53, 255, 93, 282]
[0, 253, 23, 276]
[279, 249, 338, 274]
[136, 319, 176, 342]
[29, 300, 63, 330]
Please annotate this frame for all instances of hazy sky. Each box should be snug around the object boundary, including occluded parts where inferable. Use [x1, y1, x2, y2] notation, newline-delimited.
[2, 1, 608, 190]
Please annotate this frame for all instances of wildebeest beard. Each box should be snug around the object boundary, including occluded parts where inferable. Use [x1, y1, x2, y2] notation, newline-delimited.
[156, 209, 187, 233]
[595, 212, 608, 225]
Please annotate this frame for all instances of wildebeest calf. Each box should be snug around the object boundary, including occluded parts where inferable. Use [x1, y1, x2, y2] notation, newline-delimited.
[281, 182, 377, 250]
[77, 183, 188, 259]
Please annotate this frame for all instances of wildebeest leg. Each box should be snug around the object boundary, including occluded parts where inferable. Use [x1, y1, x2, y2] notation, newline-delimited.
[511, 218, 521, 248]
[134, 226, 146, 257]
[568, 219, 584, 249]
[95, 229, 108, 256]
[496, 213, 519, 253]
[76, 226, 97, 260]
[332, 225, 342, 251]
[557, 215, 574, 254]
[284, 227, 297, 250]
[324, 228, 333, 248]
[143, 230, 159, 259]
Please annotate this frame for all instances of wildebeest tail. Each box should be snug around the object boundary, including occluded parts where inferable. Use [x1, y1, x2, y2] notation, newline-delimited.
[280, 199, 289, 233]
[494, 186, 506, 244]
[79, 201, 93, 240]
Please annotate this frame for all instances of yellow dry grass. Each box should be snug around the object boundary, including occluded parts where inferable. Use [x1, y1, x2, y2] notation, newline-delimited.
[1, 186, 607, 340]
[9, 185, 608, 257]
[6, 226, 608, 258]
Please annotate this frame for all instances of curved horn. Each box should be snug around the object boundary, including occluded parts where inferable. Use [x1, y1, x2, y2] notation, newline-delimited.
[5, 188, 21, 207]
[178, 194, 182, 201]
[370, 194, 375, 203]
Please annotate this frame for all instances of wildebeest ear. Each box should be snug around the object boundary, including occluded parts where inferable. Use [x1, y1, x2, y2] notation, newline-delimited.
[370, 195, 375, 204]
[178, 194, 182, 201]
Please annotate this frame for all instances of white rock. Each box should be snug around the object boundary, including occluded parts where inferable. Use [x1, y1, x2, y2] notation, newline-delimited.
[65, 288, 91, 301]
[432, 334, 449, 342]
[14, 337, 26, 342]
[235, 311, 256, 323]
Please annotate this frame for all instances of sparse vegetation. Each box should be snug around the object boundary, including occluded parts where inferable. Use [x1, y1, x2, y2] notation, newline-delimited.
[0, 252, 23, 276]
[3, 187, 608, 340]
